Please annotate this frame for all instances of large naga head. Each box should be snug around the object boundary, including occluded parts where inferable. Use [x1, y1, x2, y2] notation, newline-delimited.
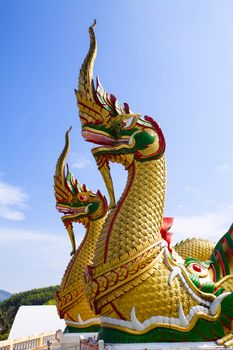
[75, 21, 165, 208]
[54, 127, 107, 255]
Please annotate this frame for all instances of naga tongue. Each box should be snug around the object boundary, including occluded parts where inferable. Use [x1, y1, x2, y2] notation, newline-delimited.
[82, 130, 114, 145]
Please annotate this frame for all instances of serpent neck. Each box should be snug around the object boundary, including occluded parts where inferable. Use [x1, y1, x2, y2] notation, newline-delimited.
[93, 155, 166, 266]
[61, 216, 106, 290]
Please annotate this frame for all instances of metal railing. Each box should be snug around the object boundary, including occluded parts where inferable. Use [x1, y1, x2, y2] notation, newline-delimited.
[0, 332, 57, 350]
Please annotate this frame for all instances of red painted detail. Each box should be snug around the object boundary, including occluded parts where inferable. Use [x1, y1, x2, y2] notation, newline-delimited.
[135, 151, 142, 158]
[215, 250, 226, 277]
[145, 116, 166, 155]
[110, 94, 116, 106]
[222, 238, 233, 257]
[207, 323, 222, 339]
[160, 217, 174, 253]
[110, 302, 127, 320]
[82, 130, 115, 145]
[65, 179, 73, 195]
[134, 115, 166, 160]
[211, 263, 217, 282]
[123, 102, 130, 114]
[65, 311, 76, 322]
[196, 328, 215, 341]
[219, 318, 229, 328]
[192, 264, 202, 273]
[80, 116, 89, 125]
[78, 100, 103, 121]
[230, 227, 233, 239]
[104, 162, 136, 262]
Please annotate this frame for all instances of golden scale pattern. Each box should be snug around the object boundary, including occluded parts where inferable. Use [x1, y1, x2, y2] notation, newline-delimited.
[85, 241, 162, 311]
[93, 158, 166, 266]
[106, 157, 166, 260]
[84, 156, 169, 317]
[112, 262, 199, 322]
[56, 217, 105, 321]
[175, 238, 216, 261]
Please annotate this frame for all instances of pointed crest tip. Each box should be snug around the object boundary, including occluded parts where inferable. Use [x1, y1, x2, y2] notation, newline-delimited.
[89, 19, 97, 30]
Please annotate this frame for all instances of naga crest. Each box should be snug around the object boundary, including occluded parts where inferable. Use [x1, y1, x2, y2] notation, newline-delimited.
[54, 127, 107, 255]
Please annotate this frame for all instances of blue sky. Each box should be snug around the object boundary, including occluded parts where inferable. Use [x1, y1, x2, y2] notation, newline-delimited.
[1, 0, 233, 293]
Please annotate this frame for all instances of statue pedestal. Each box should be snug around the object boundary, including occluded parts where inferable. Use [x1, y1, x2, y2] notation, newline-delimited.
[60, 333, 99, 350]
[104, 343, 223, 350]
[60, 336, 224, 350]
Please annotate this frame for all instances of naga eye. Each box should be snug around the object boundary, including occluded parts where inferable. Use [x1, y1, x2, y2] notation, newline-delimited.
[187, 263, 208, 278]
[191, 264, 202, 273]
[78, 194, 88, 201]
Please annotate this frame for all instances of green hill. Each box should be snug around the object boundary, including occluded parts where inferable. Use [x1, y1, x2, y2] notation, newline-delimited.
[0, 286, 59, 340]
[0, 290, 12, 303]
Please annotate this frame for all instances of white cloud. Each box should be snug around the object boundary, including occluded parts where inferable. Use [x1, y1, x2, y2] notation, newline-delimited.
[0, 180, 29, 220]
[218, 163, 233, 172]
[68, 152, 92, 170]
[0, 226, 84, 293]
[172, 205, 233, 243]
[72, 158, 92, 169]
[184, 185, 200, 193]
[0, 227, 64, 243]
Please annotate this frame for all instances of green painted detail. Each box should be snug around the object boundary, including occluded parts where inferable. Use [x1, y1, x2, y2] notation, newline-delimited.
[97, 318, 225, 343]
[185, 257, 210, 268]
[185, 257, 201, 265]
[88, 202, 99, 215]
[200, 282, 214, 293]
[110, 120, 123, 138]
[189, 274, 201, 288]
[221, 292, 233, 318]
[214, 288, 224, 296]
[218, 244, 230, 275]
[134, 131, 155, 150]
[210, 255, 221, 281]
[64, 325, 100, 333]
[226, 233, 233, 251]
[97, 294, 233, 343]
[210, 223, 233, 281]
[135, 152, 166, 162]
[83, 124, 138, 137]
[67, 173, 76, 194]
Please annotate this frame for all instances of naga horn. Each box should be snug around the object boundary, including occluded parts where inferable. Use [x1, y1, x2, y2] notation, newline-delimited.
[76, 19, 97, 102]
[54, 126, 72, 187]
[54, 127, 76, 256]
[54, 127, 73, 205]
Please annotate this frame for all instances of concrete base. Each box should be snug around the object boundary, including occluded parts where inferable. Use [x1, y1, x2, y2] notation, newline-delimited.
[104, 343, 228, 350]
[60, 333, 98, 350]
[59, 335, 231, 350]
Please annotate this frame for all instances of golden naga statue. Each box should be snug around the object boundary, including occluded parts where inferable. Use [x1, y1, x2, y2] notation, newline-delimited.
[55, 21, 233, 347]
[54, 127, 108, 331]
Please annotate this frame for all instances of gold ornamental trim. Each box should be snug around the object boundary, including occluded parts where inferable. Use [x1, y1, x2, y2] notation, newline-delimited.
[85, 241, 164, 309]
[101, 307, 222, 335]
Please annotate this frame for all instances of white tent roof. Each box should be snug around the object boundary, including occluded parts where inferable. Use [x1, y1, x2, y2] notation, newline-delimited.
[8, 305, 65, 340]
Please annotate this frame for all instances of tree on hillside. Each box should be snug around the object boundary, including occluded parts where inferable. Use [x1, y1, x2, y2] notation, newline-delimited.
[0, 285, 59, 340]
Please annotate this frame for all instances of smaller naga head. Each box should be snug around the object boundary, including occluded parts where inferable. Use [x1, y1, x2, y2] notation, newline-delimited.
[54, 127, 107, 255]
